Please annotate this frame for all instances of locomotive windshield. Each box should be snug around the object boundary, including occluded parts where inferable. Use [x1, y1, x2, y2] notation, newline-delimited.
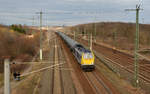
[83, 53, 93, 59]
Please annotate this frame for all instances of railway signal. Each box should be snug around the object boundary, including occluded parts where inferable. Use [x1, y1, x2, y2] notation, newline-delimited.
[125, 1, 143, 87]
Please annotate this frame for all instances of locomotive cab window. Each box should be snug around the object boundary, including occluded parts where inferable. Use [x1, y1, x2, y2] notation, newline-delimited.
[83, 53, 93, 59]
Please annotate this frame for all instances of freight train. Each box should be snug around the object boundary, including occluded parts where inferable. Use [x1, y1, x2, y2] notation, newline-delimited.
[57, 32, 95, 71]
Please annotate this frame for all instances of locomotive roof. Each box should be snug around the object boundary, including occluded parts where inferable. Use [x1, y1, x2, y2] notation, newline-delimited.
[75, 44, 91, 53]
[57, 32, 91, 53]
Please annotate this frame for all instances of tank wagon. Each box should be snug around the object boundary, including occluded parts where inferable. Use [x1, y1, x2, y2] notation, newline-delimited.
[57, 32, 95, 71]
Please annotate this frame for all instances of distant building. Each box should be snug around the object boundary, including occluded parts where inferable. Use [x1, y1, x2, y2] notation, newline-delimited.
[26, 34, 34, 38]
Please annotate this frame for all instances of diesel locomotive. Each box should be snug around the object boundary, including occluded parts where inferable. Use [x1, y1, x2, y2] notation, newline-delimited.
[57, 32, 95, 71]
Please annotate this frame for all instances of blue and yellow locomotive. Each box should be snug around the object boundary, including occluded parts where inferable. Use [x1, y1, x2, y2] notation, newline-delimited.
[57, 32, 95, 71]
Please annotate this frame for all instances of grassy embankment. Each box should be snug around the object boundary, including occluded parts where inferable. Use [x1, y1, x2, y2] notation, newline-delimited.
[0, 24, 41, 87]
[68, 22, 150, 52]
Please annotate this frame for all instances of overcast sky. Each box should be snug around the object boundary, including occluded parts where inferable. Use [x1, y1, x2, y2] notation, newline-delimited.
[0, 0, 149, 26]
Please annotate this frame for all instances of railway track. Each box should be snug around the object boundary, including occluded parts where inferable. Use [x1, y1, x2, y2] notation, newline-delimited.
[84, 71, 113, 94]
[51, 38, 65, 94]
[76, 36, 150, 83]
[51, 41, 55, 94]
[51, 36, 77, 94]
[94, 42, 150, 83]
[57, 39, 65, 94]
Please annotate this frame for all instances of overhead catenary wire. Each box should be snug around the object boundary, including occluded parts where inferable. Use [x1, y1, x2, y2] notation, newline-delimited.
[0, 10, 102, 25]
[20, 62, 66, 77]
[138, 0, 143, 8]
[0, 7, 145, 26]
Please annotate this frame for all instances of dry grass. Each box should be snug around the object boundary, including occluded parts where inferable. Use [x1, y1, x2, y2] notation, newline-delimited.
[11, 35, 49, 94]
[0, 26, 40, 72]
[95, 56, 145, 94]
[0, 73, 4, 87]
[70, 22, 150, 52]
[0, 25, 41, 89]
[0, 31, 40, 59]
[11, 61, 48, 94]
[11, 74, 40, 94]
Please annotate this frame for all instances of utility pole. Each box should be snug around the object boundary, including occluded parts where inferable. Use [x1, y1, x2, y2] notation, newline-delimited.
[84, 25, 87, 38]
[94, 22, 97, 42]
[84, 27, 86, 37]
[77, 27, 78, 38]
[88, 31, 90, 49]
[74, 27, 79, 41]
[125, 4, 142, 87]
[93, 14, 97, 43]
[74, 31, 76, 40]
[113, 31, 117, 49]
[32, 16, 35, 34]
[36, 11, 43, 61]
[32, 16, 35, 26]
[90, 32, 93, 50]
[135, 5, 140, 88]
[40, 11, 43, 61]
[4, 59, 10, 94]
